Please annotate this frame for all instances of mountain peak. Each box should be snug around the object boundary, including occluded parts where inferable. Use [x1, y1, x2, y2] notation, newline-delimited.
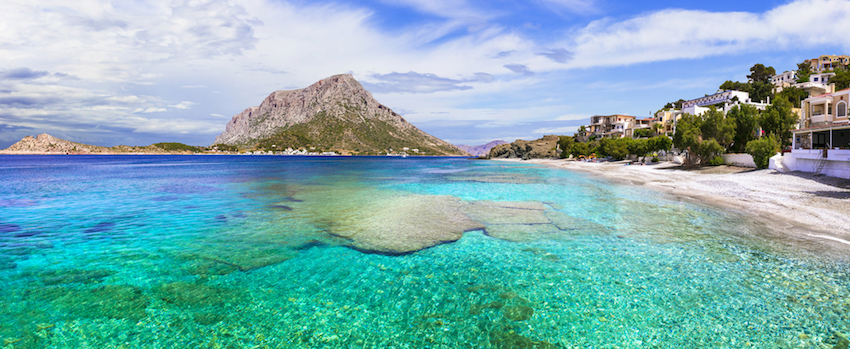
[213, 74, 467, 156]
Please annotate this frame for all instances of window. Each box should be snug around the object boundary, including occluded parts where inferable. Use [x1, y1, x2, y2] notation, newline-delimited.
[814, 77, 819, 82]
[838, 101, 847, 118]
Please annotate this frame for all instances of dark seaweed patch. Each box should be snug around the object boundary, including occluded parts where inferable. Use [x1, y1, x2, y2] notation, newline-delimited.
[12, 231, 43, 238]
[0, 223, 22, 234]
[272, 205, 293, 211]
[152, 196, 181, 202]
[84, 222, 116, 234]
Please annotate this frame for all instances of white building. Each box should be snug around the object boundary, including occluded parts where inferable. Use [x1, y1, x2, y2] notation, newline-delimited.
[774, 73, 836, 97]
[770, 71, 797, 86]
[682, 90, 769, 116]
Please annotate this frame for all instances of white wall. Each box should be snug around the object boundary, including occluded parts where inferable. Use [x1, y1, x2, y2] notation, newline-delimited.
[782, 152, 850, 179]
[722, 153, 756, 168]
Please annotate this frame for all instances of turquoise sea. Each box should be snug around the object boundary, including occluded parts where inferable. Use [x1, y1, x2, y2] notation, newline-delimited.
[0, 155, 848, 348]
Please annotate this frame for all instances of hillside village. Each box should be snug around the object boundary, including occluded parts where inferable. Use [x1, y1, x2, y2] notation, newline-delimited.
[551, 54, 850, 179]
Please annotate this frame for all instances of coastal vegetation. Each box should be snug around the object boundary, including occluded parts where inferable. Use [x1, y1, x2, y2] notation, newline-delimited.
[559, 135, 672, 161]
[745, 136, 780, 169]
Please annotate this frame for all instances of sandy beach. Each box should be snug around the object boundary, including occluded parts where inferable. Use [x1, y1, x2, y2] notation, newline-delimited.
[501, 158, 850, 258]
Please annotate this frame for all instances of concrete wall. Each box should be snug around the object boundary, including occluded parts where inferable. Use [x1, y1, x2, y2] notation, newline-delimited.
[722, 153, 756, 168]
[781, 152, 850, 179]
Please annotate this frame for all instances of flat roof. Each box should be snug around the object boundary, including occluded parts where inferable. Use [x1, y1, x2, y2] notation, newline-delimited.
[793, 121, 850, 133]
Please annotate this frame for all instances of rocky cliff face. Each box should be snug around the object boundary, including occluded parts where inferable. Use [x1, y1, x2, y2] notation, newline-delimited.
[455, 140, 507, 157]
[487, 135, 560, 160]
[213, 74, 468, 156]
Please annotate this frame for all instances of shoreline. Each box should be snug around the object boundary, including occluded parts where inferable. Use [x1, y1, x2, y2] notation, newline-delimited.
[497, 158, 850, 259]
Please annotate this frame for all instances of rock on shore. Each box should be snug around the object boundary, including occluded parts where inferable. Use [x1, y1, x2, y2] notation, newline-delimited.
[487, 135, 559, 160]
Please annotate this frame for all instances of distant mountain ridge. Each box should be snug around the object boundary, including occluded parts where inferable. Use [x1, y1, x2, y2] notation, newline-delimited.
[0, 134, 205, 154]
[455, 140, 508, 157]
[213, 74, 469, 156]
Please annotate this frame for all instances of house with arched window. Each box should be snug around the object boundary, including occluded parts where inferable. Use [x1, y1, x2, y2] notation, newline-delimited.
[784, 88, 850, 178]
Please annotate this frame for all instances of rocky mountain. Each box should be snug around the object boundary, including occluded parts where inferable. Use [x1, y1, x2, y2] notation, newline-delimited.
[455, 140, 507, 157]
[0, 134, 205, 154]
[487, 135, 560, 160]
[213, 74, 469, 156]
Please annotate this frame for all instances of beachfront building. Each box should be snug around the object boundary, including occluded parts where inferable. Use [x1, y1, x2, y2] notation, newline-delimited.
[682, 90, 769, 116]
[653, 109, 683, 136]
[625, 118, 654, 138]
[587, 114, 637, 139]
[781, 88, 850, 178]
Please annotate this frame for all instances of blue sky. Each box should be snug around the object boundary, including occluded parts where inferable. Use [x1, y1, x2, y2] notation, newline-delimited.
[1, 0, 849, 148]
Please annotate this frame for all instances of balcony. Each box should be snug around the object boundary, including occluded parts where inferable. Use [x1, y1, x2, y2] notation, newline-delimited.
[811, 114, 829, 123]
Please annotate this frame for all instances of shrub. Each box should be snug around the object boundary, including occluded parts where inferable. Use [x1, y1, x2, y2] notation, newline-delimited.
[745, 136, 779, 169]
[697, 139, 725, 165]
[708, 155, 724, 166]
[651, 157, 659, 163]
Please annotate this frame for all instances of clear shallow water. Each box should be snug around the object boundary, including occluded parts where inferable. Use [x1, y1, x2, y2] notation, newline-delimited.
[0, 155, 848, 348]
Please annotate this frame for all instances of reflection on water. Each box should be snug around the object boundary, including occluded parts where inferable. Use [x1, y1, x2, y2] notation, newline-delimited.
[0, 155, 848, 348]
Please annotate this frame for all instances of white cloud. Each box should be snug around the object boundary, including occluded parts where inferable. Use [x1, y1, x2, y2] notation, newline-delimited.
[170, 101, 196, 109]
[142, 107, 167, 113]
[566, 0, 850, 69]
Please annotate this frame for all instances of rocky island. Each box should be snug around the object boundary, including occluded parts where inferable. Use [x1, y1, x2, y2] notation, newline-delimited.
[0, 133, 208, 155]
[212, 74, 469, 156]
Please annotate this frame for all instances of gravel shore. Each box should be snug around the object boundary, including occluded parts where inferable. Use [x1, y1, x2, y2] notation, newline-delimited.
[503, 158, 850, 258]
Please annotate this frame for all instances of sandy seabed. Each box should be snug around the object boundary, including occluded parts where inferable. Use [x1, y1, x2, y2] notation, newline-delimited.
[500, 158, 850, 260]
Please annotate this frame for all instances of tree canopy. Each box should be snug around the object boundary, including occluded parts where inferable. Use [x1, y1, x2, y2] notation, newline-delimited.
[747, 63, 776, 84]
[718, 80, 773, 105]
[796, 62, 811, 83]
[830, 66, 850, 91]
[663, 99, 686, 110]
[776, 86, 808, 108]
[727, 104, 759, 153]
[699, 107, 735, 151]
[759, 98, 797, 148]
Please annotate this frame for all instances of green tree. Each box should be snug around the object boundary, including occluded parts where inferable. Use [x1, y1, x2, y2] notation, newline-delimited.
[699, 107, 736, 151]
[633, 128, 652, 138]
[719, 79, 773, 104]
[663, 99, 686, 110]
[776, 86, 808, 108]
[697, 139, 725, 165]
[830, 67, 850, 90]
[575, 125, 587, 138]
[571, 142, 590, 157]
[648, 136, 672, 153]
[796, 62, 811, 83]
[747, 63, 776, 83]
[719, 80, 747, 91]
[626, 138, 649, 157]
[745, 136, 779, 169]
[673, 113, 704, 167]
[749, 82, 774, 104]
[598, 138, 629, 160]
[558, 136, 575, 158]
[727, 104, 759, 153]
[760, 98, 798, 148]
